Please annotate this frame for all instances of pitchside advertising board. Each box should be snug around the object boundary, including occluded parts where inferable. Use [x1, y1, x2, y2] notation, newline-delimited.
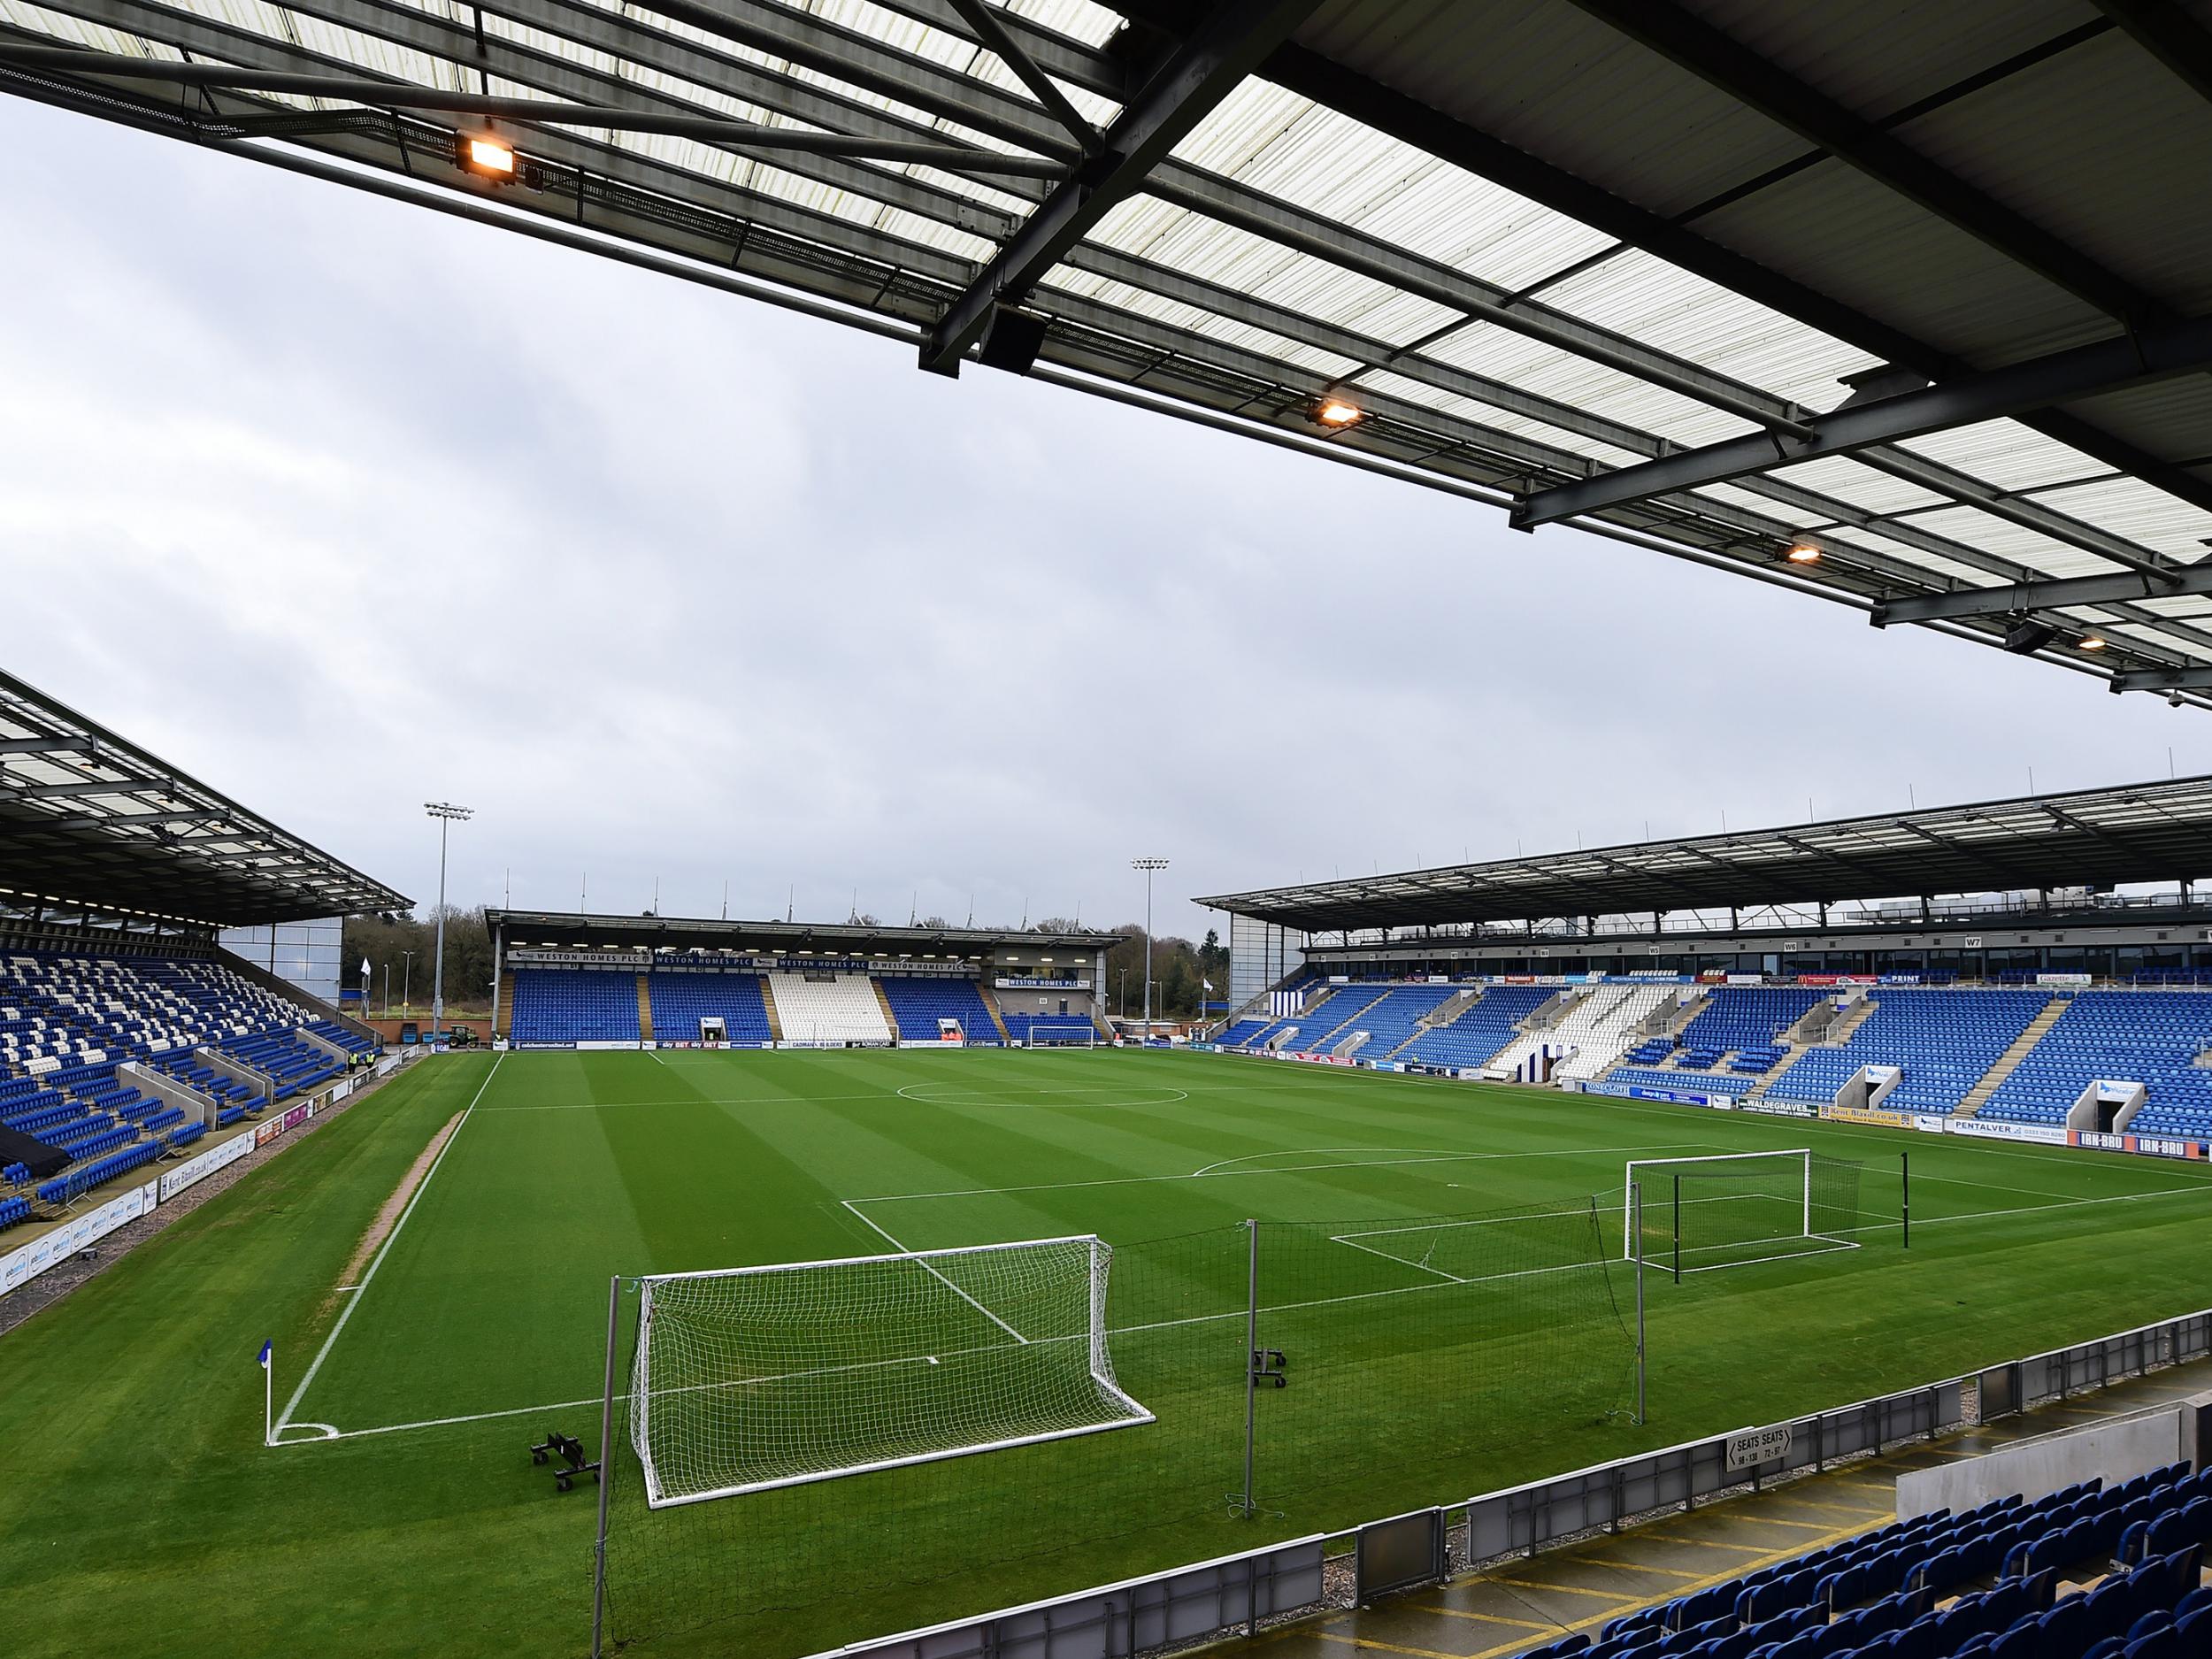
[0, 1176, 158, 1295]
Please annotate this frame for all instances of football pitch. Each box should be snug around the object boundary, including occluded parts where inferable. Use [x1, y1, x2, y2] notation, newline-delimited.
[6, 1047, 2212, 1659]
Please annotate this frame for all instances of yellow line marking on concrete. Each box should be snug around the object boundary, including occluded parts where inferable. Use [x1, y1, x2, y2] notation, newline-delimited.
[1768, 1497, 1888, 1517]
[1576, 1558, 1708, 1581]
[1311, 1632, 1468, 1659]
[1420, 1609, 1558, 1632]
[1640, 1534, 1773, 1553]
[1437, 1510, 1895, 1659]
[1481, 1578, 1636, 1602]
[1730, 1515, 1839, 1531]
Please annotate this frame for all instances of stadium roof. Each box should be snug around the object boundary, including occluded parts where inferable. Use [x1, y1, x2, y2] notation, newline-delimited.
[487, 909, 1120, 955]
[0, 670, 411, 926]
[7, 4, 2212, 703]
[1198, 774, 2212, 933]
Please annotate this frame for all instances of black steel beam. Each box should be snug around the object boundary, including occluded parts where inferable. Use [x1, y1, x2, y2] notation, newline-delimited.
[1872, 565, 2212, 627]
[918, 0, 1324, 375]
[941, 0, 1103, 152]
[2110, 664, 2212, 695]
[1093, 3, 2212, 520]
[2095, 0, 2212, 109]
[0, 42, 1069, 173]
[1515, 314, 2212, 530]
[1563, 0, 2160, 326]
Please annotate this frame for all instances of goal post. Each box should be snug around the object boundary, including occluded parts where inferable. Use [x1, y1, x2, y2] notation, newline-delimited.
[1025, 1022, 1096, 1049]
[627, 1234, 1152, 1508]
[1622, 1149, 1863, 1274]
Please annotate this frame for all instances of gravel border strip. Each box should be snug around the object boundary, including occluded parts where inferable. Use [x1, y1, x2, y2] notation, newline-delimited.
[0, 1057, 426, 1340]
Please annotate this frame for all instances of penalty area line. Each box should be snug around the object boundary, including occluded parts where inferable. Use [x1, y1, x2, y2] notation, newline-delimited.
[837, 1200, 1030, 1347]
[270, 1051, 505, 1442]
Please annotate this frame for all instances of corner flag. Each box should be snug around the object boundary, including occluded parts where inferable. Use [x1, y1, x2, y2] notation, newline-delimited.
[257, 1340, 272, 1369]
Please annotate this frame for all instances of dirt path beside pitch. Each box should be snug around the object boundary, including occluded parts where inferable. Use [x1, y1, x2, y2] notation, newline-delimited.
[324, 1108, 465, 1313]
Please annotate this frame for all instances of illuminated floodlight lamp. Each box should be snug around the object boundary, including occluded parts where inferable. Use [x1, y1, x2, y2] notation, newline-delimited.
[458, 131, 517, 181]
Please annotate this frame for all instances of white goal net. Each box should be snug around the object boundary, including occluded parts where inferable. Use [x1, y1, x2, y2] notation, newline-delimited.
[1623, 1149, 1863, 1272]
[628, 1234, 1153, 1507]
[1025, 1023, 1096, 1048]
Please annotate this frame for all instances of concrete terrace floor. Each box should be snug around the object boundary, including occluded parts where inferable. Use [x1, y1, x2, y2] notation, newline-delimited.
[1259, 1356, 2212, 1659]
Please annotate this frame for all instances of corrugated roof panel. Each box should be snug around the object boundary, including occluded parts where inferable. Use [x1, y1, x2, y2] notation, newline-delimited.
[1891, 26, 2212, 316]
[1822, 529, 2006, 588]
[1532, 246, 1877, 415]
[1688, 0, 2089, 122]
[2029, 479, 2212, 565]
[1889, 419, 2105, 493]
[1693, 161, 2112, 365]
[1757, 455, 1954, 517]
[1903, 505, 2126, 579]
[1300, 0, 1806, 217]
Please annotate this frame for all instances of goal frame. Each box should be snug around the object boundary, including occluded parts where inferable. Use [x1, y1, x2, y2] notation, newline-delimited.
[629, 1233, 1153, 1508]
[1024, 1022, 1097, 1049]
[1622, 1148, 1813, 1263]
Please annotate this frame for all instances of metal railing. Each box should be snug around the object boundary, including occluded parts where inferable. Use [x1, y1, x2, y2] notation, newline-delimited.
[804, 1302, 2212, 1659]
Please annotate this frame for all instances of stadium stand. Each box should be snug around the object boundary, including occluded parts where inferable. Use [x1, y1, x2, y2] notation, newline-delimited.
[1600, 1067, 1762, 1101]
[1329, 985, 1462, 1056]
[1486, 984, 1676, 1082]
[0, 948, 379, 1213]
[766, 972, 893, 1046]
[647, 971, 774, 1047]
[875, 976, 1000, 1045]
[1397, 984, 1557, 1070]
[1542, 1462, 2211, 1659]
[1211, 1016, 1271, 1048]
[1982, 992, 2212, 1139]
[1765, 989, 2053, 1114]
[509, 968, 642, 1046]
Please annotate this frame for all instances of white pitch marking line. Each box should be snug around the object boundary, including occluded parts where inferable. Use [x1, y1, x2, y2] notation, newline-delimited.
[836, 1200, 1029, 1347]
[1328, 1233, 1467, 1284]
[1835, 1181, 2212, 1234]
[272, 1052, 505, 1440]
[847, 1142, 1714, 1207]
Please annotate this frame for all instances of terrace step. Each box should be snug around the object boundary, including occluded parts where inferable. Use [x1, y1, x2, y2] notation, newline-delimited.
[974, 981, 1012, 1045]
[760, 979, 785, 1043]
[636, 974, 654, 1043]
[1955, 996, 2070, 1117]
[872, 978, 902, 1040]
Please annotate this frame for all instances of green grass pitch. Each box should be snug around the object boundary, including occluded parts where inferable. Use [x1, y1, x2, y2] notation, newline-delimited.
[4, 1046, 2212, 1658]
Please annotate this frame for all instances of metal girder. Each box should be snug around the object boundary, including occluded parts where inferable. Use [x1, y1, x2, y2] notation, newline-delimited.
[0, 777, 173, 802]
[1514, 314, 2212, 531]
[2095, 0, 2212, 109]
[918, 0, 1325, 375]
[0, 737, 96, 757]
[1563, 0, 2159, 326]
[1102, 2, 2212, 522]
[2110, 664, 2212, 694]
[940, 0, 1102, 152]
[0, 42, 1067, 173]
[1872, 565, 2212, 626]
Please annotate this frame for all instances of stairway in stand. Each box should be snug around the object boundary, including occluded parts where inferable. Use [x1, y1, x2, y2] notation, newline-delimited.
[760, 979, 784, 1043]
[635, 974, 654, 1043]
[975, 982, 1013, 1044]
[494, 974, 515, 1043]
[1384, 988, 1480, 1059]
[871, 979, 903, 1041]
[1956, 997, 2069, 1117]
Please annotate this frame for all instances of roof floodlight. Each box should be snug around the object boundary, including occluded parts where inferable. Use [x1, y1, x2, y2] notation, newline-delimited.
[459, 132, 517, 181]
[2078, 634, 2109, 651]
[1785, 540, 1823, 564]
[1314, 398, 1363, 427]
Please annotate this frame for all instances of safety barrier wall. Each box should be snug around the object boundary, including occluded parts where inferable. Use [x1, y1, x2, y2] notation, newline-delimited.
[808, 1303, 2212, 1659]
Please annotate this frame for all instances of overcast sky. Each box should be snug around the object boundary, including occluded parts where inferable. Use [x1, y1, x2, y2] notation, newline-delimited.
[4, 98, 2206, 945]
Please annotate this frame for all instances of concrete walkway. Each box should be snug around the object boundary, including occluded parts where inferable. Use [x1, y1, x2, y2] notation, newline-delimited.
[1259, 1358, 2212, 1659]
